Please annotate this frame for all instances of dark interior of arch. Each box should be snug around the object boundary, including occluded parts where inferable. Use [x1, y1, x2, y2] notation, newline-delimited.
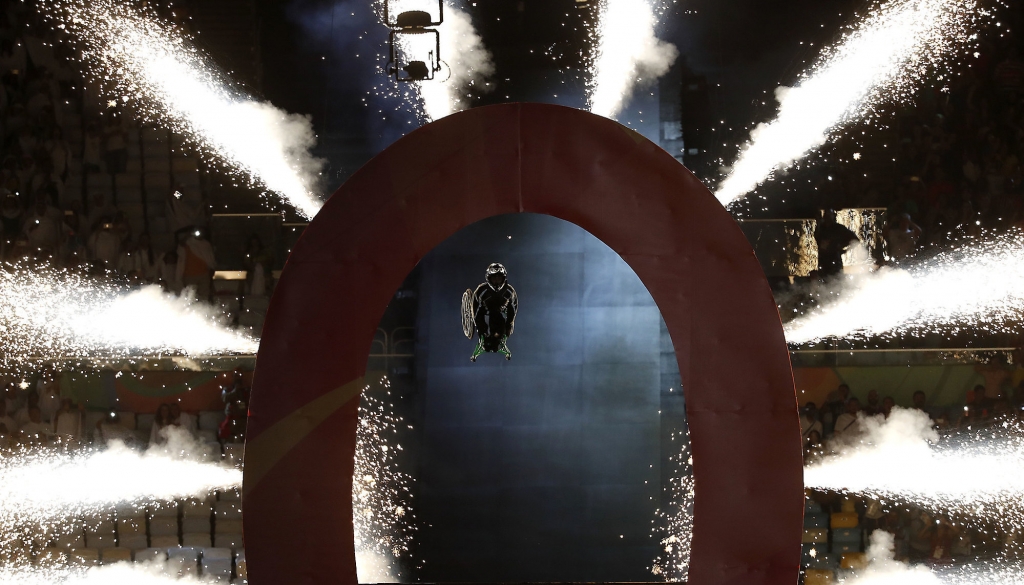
[364, 213, 692, 582]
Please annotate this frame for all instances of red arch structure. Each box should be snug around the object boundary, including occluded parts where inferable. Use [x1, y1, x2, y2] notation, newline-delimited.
[244, 103, 802, 585]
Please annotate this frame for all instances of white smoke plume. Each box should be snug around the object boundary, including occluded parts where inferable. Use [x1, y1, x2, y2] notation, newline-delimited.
[416, 6, 495, 122]
[838, 531, 943, 585]
[716, 0, 987, 206]
[0, 561, 206, 585]
[805, 408, 1024, 532]
[0, 264, 258, 370]
[784, 232, 1024, 344]
[588, 0, 678, 119]
[41, 0, 325, 219]
[836, 531, 1024, 584]
[0, 427, 240, 533]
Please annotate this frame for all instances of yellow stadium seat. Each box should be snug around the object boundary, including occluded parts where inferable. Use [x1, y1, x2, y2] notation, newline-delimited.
[841, 499, 857, 513]
[805, 568, 834, 585]
[831, 512, 859, 528]
[841, 552, 868, 570]
[802, 528, 827, 543]
[101, 547, 132, 564]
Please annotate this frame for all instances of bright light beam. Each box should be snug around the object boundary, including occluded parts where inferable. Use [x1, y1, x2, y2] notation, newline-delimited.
[784, 233, 1024, 344]
[43, 0, 324, 218]
[588, 0, 678, 119]
[716, 0, 985, 206]
[0, 264, 258, 369]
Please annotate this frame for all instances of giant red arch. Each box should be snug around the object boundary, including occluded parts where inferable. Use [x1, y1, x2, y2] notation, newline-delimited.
[243, 103, 802, 585]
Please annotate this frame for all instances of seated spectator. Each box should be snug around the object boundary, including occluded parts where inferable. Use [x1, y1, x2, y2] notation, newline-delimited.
[102, 116, 127, 174]
[13, 389, 38, 427]
[157, 249, 182, 293]
[85, 191, 115, 235]
[121, 232, 157, 281]
[912, 390, 930, 418]
[0, 189, 22, 241]
[244, 235, 272, 296]
[52, 398, 82, 443]
[0, 398, 15, 435]
[814, 210, 860, 278]
[885, 213, 923, 262]
[95, 411, 134, 445]
[20, 406, 53, 441]
[176, 227, 215, 301]
[823, 383, 851, 432]
[36, 373, 60, 423]
[21, 193, 61, 252]
[833, 398, 862, 437]
[169, 402, 197, 435]
[800, 402, 823, 442]
[804, 430, 823, 464]
[863, 389, 882, 416]
[149, 403, 172, 445]
[87, 220, 121, 268]
[969, 384, 994, 420]
[82, 122, 102, 173]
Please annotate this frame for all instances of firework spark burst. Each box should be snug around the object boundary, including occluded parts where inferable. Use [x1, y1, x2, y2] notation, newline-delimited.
[587, 0, 678, 119]
[0, 562, 207, 585]
[0, 264, 257, 370]
[785, 233, 1024, 344]
[650, 429, 693, 582]
[41, 0, 324, 218]
[0, 428, 240, 562]
[353, 376, 417, 582]
[805, 408, 1024, 533]
[716, 0, 988, 206]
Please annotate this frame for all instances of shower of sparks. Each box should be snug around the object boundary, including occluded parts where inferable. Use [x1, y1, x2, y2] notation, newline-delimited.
[0, 429, 240, 557]
[715, 0, 987, 206]
[0, 563, 205, 585]
[784, 232, 1024, 344]
[587, 0, 678, 119]
[41, 0, 324, 218]
[353, 376, 417, 583]
[805, 408, 1024, 533]
[650, 429, 693, 582]
[0, 263, 258, 370]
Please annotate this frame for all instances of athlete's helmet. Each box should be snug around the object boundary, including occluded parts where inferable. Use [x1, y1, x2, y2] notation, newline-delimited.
[486, 263, 507, 291]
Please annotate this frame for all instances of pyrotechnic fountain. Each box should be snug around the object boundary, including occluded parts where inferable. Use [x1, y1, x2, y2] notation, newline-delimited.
[0, 264, 258, 371]
[40, 0, 324, 218]
[587, 0, 678, 120]
[805, 409, 1024, 584]
[716, 0, 988, 207]
[785, 232, 1024, 344]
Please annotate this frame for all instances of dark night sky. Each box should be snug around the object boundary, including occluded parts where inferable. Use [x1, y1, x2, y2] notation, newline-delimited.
[257, 0, 867, 190]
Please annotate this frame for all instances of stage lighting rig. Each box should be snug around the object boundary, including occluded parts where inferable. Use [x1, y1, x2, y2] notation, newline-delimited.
[385, 0, 444, 82]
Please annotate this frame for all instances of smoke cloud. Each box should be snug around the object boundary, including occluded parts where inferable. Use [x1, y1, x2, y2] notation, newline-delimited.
[805, 408, 1024, 532]
[784, 232, 1024, 344]
[417, 6, 495, 122]
[0, 265, 258, 370]
[840, 531, 943, 585]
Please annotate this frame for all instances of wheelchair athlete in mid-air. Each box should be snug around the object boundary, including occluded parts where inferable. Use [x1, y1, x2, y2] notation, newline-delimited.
[462, 263, 518, 361]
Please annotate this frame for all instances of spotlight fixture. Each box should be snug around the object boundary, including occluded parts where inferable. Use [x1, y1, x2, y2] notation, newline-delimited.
[384, 0, 444, 82]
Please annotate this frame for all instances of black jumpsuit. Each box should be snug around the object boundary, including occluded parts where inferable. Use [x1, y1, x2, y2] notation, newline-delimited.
[472, 282, 518, 352]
